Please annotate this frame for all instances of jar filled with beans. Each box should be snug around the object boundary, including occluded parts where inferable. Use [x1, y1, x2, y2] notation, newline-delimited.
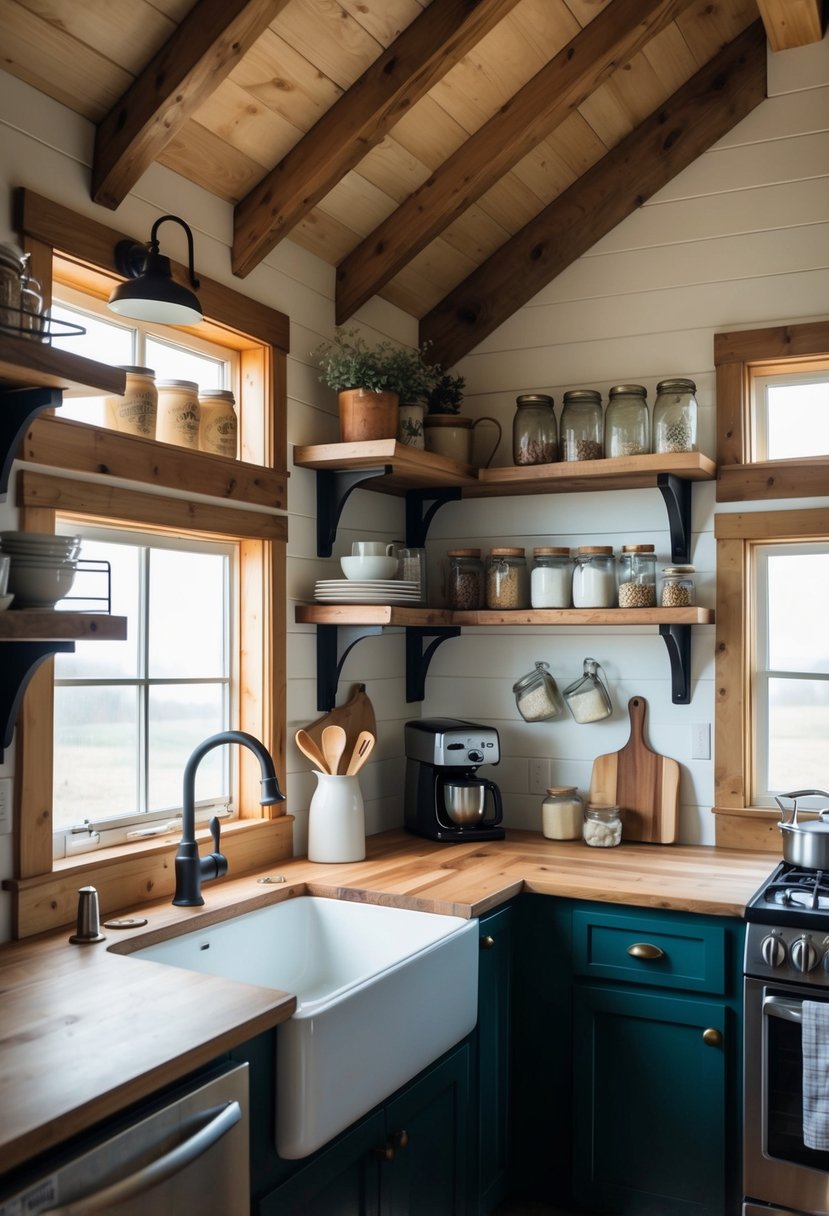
[653, 378, 698, 454]
[618, 544, 657, 607]
[661, 565, 696, 607]
[560, 389, 603, 462]
[446, 549, 484, 610]
[485, 547, 529, 609]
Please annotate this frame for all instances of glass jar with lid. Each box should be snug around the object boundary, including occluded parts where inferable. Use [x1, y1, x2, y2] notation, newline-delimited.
[531, 547, 572, 608]
[653, 378, 698, 454]
[0, 244, 23, 331]
[583, 804, 622, 847]
[485, 547, 529, 609]
[572, 546, 616, 608]
[605, 384, 649, 458]
[108, 366, 158, 438]
[446, 549, 484, 610]
[513, 661, 564, 722]
[661, 565, 696, 607]
[542, 786, 584, 840]
[513, 394, 557, 466]
[618, 543, 657, 608]
[563, 658, 613, 723]
[198, 388, 238, 457]
[560, 390, 603, 461]
[156, 379, 200, 448]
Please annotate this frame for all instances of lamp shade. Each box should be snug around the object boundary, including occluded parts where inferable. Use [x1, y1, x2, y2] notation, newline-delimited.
[108, 251, 203, 325]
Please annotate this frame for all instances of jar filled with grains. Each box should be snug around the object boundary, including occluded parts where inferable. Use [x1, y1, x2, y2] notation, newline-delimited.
[446, 549, 484, 610]
[653, 378, 698, 454]
[156, 379, 200, 449]
[513, 661, 564, 722]
[605, 384, 649, 458]
[583, 804, 622, 847]
[560, 390, 603, 461]
[542, 786, 584, 840]
[485, 547, 529, 609]
[618, 544, 657, 608]
[563, 657, 613, 723]
[531, 547, 572, 608]
[572, 546, 616, 608]
[661, 565, 696, 607]
[513, 394, 557, 465]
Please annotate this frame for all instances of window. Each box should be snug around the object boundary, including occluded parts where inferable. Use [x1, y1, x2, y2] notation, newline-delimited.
[752, 369, 829, 461]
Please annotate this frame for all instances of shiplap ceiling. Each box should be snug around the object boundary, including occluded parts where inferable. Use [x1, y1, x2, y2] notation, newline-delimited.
[1, 0, 824, 364]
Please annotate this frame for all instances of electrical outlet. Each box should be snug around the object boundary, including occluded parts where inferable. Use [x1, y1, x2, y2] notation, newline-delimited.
[691, 723, 711, 760]
[529, 758, 552, 794]
[0, 778, 11, 835]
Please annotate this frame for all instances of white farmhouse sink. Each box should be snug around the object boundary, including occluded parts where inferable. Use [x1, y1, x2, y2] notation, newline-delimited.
[130, 896, 479, 1158]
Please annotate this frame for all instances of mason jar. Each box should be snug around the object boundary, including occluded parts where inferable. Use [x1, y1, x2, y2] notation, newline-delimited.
[617, 544, 657, 608]
[572, 546, 616, 608]
[513, 661, 564, 722]
[563, 657, 613, 723]
[198, 388, 238, 457]
[108, 366, 158, 438]
[485, 547, 529, 610]
[0, 244, 23, 331]
[531, 547, 572, 608]
[661, 565, 696, 607]
[156, 379, 200, 448]
[583, 804, 622, 847]
[542, 786, 584, 840]
[513, 394, 557, 465]
[446, 549, 484, 610]
[560, 389, 603, 461]
[605, 384, 649, 458]
[653, 378, 698, 454]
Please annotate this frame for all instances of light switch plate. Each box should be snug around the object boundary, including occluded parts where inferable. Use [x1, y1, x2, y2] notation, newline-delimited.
[529, 758, 552, 793]
[691, 723, 711, 760]
[0, 778, 12, 835]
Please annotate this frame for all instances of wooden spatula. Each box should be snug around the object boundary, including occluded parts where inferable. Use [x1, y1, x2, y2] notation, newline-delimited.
[589, 696, 680, 843]
[321, 724, 347, 776]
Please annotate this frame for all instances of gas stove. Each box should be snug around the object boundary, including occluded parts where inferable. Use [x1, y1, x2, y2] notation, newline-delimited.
[745, 861, 829, 985]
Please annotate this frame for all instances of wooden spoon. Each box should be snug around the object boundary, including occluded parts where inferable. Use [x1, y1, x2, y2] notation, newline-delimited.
[346, 730, 375, 776]
[321, 724, 347, 775]
[295, 728, 329, 773]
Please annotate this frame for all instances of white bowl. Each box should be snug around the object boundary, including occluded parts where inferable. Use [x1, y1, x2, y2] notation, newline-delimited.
[1, 530, 79, 550]
[340, 555, 399, 581]
[7, 561, 77, 607]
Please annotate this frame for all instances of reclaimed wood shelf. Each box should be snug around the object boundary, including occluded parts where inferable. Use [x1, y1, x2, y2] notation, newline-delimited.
[0, 331, 125, 395]
[293, 439, 478, 494]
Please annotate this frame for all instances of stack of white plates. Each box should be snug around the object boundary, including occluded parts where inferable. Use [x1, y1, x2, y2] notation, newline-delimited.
[0, 531, 81, 608]
[314, 579, 421, 605]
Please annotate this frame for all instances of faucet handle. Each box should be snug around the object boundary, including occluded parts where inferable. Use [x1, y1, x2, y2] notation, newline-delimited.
[209, 816, 228, 878]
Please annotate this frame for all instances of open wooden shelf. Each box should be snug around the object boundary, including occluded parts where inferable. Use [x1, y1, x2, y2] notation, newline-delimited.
[293, 439, 478, 493]
[295, 604, 712, 627]
[0, 611, 127, 641]
[0, 331, 126, 396]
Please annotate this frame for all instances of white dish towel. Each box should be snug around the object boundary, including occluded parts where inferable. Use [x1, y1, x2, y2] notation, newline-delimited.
[803, 1000, 829, 1149]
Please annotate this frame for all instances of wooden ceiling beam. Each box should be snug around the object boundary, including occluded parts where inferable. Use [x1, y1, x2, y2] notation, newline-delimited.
[420, 20, 768, 369]
[754, 0, 825, 51]
[231, 0, 522, 279]
[334, 0, 698, 326]
[92, 0, 289, 210]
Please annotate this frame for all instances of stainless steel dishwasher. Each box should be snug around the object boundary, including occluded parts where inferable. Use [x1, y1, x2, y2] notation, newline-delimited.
[0, 1062, 249, 1215]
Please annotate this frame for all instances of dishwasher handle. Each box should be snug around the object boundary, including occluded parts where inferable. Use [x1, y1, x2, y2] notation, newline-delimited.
[763, 993, 803, 1023]
[41, 1099, 241, 1215]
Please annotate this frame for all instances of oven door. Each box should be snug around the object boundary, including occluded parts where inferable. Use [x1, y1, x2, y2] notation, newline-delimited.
[744, 976, 829, 1213]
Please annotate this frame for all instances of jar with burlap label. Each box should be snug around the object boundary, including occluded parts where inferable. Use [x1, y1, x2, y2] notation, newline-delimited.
[108, 366, 158, 438]
[198, 388, 238, 457]
[156, 379, 200, 449]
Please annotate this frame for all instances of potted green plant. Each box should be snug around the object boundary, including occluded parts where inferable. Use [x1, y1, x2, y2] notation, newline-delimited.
[423, 371, 502, 468]
[314, 327, 401, 443]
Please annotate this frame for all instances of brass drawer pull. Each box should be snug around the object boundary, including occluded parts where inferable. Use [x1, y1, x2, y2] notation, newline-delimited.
[480, 935, 495, 950]
[626, 942, 664, 961]
[703, 1027, 723, 1047]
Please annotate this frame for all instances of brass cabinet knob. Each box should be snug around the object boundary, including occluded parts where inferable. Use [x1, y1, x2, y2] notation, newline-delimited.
[626, 942, 664, 961]
[392, 1129, 409, 1151]
[702, 1027, 723, 1047]
[374, 1129, 409, 1161]
[480, 935, 495, 950]
[373, 1143, 396, 1162]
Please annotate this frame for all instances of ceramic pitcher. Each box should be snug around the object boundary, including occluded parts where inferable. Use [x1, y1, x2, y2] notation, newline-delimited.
[307, 771, 366, 863]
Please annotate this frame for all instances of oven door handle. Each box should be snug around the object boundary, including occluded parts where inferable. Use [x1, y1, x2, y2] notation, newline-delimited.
[763, 994, 803, 1023]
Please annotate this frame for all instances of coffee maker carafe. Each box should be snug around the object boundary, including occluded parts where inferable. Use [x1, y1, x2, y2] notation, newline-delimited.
[404, 717, 505, 842]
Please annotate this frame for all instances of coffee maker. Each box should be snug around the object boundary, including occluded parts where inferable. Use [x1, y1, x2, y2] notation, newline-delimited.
[404, 717, 504, 842]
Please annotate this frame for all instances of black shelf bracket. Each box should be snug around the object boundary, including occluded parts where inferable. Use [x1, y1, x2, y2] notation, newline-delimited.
[404, 487, 462, 548]
[0, 386, 63, 501]
[405, 627, 461, 703]
[315, 624, 383, 710]
[657, 473, 692, 564]
[659, 624, 692, 704]
[0, 640, 74, 759]
[315, 466, 392, 557]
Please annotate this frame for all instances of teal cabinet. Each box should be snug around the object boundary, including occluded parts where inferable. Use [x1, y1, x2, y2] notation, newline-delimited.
[475, 903, 514, 1214]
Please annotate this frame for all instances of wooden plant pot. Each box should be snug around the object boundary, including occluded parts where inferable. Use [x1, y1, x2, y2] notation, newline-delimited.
[338, 388, 399, 442]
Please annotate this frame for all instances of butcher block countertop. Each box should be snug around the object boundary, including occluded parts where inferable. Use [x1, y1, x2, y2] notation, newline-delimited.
[0, 829, 775, 1175]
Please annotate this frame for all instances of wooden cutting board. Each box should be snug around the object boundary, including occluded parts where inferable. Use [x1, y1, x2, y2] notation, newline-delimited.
[588, 696, 680, 844]
[303, 684, 376, 767]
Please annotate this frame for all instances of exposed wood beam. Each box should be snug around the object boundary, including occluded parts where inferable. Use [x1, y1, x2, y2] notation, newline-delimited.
[231, 0, 522, 278]
[335, 0, 698, 325]
[420, 20, 768, 369]
[754, 0, 825, 50]
[92, 0, 289, 210]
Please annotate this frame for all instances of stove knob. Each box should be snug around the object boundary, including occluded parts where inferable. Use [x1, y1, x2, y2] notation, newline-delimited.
[791, 935, 820, 973]
[760, 934, 787, 968]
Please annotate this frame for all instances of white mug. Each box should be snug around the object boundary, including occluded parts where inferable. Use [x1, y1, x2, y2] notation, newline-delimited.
[352, 541, 395, 557]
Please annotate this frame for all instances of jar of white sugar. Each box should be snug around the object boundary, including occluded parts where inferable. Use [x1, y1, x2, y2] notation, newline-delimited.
[572, 546, 616, 608]
[531, 547, 572, 608]
[513, 661, 564, 722]
[563, 658, 613, 724]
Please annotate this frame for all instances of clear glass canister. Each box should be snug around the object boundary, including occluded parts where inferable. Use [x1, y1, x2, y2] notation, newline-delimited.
[486, 547, 529, 610]
[0, 245, 23, 331]
[563, 657, 613, 723]
[107, 366, 158, 438]
[583, 804, 622, 847]
[653, 378, 698, 454]
[605, 384, 649, 458]
[198, 388, 238, 457]
[617, 544, 657, 608]
[560, 390, 603, 462]
[661, 565, 696, 607]
[446, 548, 484, 610]
[531, 547, 572, 608]
[513, 661, 564, 722]
[513, 394, 557, 466]
[542, 786, 584, 840]
[572, 546, 616, 608]
[156, 379, 200, 448]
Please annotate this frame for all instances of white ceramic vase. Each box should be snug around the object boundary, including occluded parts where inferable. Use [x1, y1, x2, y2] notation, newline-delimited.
[307, 771, 366, 863]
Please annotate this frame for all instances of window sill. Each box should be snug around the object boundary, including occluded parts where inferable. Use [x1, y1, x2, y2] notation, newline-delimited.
[4, 815, 295, 939]
[712, 804, 783, 852]
[716, 455, 829, 502]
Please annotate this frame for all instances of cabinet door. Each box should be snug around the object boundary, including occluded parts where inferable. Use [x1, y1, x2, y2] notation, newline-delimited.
[381, 1044, 471, 1216]
[477, 904, 513, 1213]
[573, 984, 727, 1216]
[258, 1110, 384, 1216]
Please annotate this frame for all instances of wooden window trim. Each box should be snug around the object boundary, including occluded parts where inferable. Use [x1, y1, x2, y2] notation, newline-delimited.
[7, 193, 291, 938]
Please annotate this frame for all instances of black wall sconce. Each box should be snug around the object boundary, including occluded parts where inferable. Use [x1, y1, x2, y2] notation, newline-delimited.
[108, 214, 203, 325]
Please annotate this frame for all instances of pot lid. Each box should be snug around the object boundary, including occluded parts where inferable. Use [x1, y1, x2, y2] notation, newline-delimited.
[781, 817, 829, 834]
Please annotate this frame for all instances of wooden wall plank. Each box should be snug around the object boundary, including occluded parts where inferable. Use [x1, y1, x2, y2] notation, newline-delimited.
[714, 320, 829, 364]
[755, 0, 825, 50]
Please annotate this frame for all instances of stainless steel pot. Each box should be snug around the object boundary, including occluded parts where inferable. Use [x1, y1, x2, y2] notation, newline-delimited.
[775, 789, 829, 868]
